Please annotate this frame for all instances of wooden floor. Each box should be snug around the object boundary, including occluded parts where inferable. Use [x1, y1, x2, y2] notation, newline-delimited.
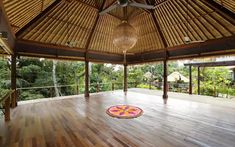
[1, 90, 235, 147]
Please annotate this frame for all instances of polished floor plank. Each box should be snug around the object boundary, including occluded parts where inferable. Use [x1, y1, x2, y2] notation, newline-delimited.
[1, 90, 235, 147]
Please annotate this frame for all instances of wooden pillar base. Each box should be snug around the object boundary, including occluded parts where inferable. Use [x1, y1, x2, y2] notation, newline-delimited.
[163, 98, 168, 104]
[124, 91, 127, 95]
[11, 91, 17, 108]
[4, 98, 11, 121]
[85, 93, 89, 98]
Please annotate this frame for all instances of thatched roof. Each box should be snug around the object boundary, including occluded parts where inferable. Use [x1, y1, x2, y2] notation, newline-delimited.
[1, 0, 235, 64]
[168, 71, 189, 82]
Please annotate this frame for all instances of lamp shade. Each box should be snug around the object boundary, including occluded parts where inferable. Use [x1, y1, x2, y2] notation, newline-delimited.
[113, 21, 138, 51]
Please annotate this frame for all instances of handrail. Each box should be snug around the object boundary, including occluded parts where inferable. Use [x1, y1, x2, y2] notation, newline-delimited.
[17, 84, 79, 90]
[0, 90, 14, 104]
[16, 82, 138, 90]
[0, 90, 14, 121]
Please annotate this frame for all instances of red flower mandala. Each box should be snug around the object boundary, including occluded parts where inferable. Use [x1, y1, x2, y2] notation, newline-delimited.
[106, 105, 143, 119]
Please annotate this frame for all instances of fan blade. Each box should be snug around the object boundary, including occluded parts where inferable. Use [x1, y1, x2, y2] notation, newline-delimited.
[99, 3, 119, 15]
[129, 2, 154, 9]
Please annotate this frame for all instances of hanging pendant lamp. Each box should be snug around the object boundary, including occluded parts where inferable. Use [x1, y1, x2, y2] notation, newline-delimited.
[113, 21, 138, 51]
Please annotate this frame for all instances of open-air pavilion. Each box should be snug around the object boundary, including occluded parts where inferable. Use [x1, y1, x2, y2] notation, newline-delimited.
[0, 0, 235, 146]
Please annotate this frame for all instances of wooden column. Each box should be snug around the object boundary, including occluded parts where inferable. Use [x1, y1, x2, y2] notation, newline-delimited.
[124, 64, 128, 93]
[85, 61, 89, 97]
[4, 96, 10, 121]
[163, 60, 168, 104]
[189, 65, 192, 95]
[197, 66, 200, 95]
[233, 69, 235, 82]
[11, 54, 17, 107]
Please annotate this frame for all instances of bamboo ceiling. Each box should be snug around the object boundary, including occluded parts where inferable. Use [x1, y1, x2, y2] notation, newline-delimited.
[2, 0, 235, 63]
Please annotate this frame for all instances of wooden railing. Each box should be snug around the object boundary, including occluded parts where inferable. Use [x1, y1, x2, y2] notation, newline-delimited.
[0, 90, 15, 121]
[16, 82, 138, 101]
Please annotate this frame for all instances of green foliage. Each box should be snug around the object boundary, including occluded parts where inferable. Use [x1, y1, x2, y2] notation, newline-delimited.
[0, 59, 10, 89]
[196, 67, 233, 97]
[1, 57, 234, 101]
[137, 84, 149, 89]
[20, 90, 44, 100]
[137, 84, 158, 90]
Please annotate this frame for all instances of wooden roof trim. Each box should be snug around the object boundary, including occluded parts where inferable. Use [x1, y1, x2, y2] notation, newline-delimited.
[128, 36, 235, 64]
[16, 39, 124, 56]
[184, 60, 235, 67]
[15, 36, 235, 64]
[17, 39, 85, 52]
[16, 39, 124, 64]
[15, 0, 61, 37]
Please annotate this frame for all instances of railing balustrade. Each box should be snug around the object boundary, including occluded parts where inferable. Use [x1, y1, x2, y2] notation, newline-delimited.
[16, 82, 138, 101]
[0, 90, 15, 121]
[15, 82, 235, 101]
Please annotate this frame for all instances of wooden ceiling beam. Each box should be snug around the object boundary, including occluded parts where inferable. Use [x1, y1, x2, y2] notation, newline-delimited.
[184, 60, 235, 67]
[16, 0, 61, 37]
[127, 36, 235, 64]
[15, 35, 235, 64]
[16, 40, 124, 64]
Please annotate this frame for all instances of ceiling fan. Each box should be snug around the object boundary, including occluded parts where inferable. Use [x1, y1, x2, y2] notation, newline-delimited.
[99, 0, 155, 15]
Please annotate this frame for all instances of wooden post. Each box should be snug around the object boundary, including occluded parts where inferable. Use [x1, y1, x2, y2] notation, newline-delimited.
[163, 60, 168, 104]
[96, 83, 100, 93]
[189, 65, 192, 94]
[124, 64, 128, 93]
[85, 61, 89, 97]
[11, 54, 17, 108]
[76, 84, 79, 95]
[50, 87, 53, 97]
[112, 83, 114, 91]
[4, 97, 11, 121]
[198, 66, 200, 95]
[233, 69, 235, 83]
